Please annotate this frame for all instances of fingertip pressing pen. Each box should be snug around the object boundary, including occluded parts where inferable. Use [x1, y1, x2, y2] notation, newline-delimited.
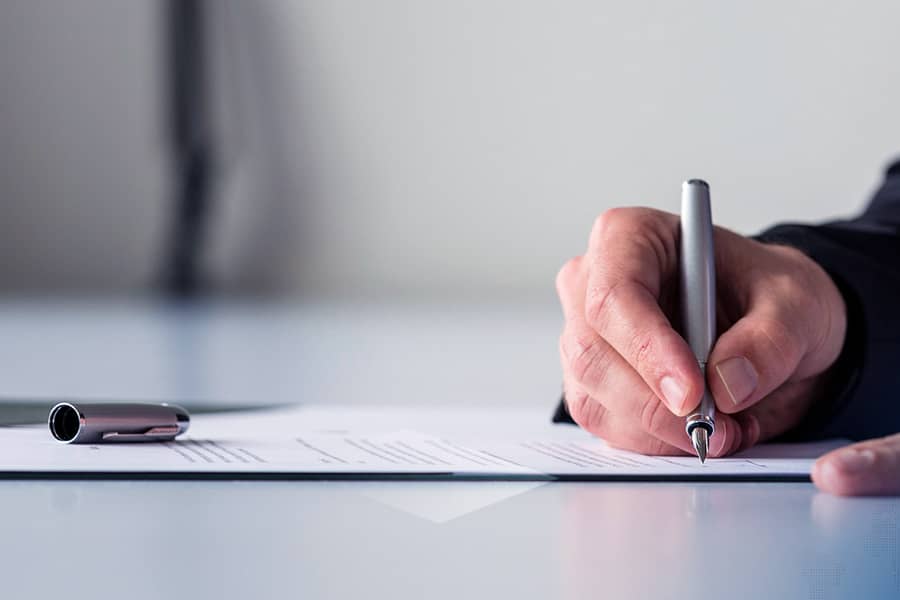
[680, 179, 717, 463]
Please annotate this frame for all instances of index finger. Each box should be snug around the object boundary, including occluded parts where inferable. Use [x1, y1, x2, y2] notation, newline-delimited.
[584, 208, 703, 416]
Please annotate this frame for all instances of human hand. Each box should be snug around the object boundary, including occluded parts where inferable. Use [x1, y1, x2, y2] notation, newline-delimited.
[812, 433, 900, 495]
[557, 207, 847, 458]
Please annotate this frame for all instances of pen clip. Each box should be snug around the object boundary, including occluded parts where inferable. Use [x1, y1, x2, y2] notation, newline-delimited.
[101, 426, 181, 441]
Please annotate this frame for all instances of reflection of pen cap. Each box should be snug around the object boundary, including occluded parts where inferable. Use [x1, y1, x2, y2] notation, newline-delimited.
[48, 402, 190, 444]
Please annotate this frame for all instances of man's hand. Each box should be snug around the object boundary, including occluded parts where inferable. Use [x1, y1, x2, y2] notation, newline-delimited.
[557, 207, 847, 458]
[812, 434, 900, 495]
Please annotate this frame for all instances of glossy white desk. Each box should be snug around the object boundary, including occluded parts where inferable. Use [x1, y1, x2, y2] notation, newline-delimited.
[0, 300, 897, 599]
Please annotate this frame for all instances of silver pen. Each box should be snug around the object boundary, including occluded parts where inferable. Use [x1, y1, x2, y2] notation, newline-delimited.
[48, 402, 190, 444]
[680, 179, 717, 463]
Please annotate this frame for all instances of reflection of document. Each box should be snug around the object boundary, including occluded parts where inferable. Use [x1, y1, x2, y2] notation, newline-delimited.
[0, 406, 845, 480]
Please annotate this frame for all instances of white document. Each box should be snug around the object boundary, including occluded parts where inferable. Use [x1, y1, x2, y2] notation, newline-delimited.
[0, 406, 845, 480]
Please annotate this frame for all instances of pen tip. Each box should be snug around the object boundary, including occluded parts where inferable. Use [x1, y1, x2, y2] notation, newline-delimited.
[691, 427, 709, 464]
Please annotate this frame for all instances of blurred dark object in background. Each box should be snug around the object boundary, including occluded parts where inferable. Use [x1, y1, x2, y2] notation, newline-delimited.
[164, 0, 214, 297]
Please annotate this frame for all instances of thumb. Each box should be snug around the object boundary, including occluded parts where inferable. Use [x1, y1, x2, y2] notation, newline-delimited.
[707, 307, 808, 414]
[812, 434, 900, 496]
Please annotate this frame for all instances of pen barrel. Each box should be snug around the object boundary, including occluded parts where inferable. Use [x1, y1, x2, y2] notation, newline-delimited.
[679, 180, 716, 362]
[48, 402, 190, 444]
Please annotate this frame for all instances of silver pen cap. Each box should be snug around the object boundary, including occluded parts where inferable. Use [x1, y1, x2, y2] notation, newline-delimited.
[48, 402, 190, 444]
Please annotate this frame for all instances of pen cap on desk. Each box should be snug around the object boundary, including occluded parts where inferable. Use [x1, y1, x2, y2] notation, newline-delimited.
[48, 402, 190, 444]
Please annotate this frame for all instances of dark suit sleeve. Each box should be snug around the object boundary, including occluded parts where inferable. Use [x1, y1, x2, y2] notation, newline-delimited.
[553, 159, 900, 441]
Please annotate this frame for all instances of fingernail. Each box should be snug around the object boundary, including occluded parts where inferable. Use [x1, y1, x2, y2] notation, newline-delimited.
[829, 448, 876, 475]
[714, 357, 758, 406]
[660, 376, 687, 413]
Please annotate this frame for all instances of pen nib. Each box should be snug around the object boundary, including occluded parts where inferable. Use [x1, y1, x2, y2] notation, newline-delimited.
[691, 427, 709, 464]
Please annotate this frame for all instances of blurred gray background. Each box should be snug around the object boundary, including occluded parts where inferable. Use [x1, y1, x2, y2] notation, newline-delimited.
[2, 0, 899, 301]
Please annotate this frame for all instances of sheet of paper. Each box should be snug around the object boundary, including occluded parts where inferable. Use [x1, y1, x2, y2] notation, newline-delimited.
[0, 406, 846, 480]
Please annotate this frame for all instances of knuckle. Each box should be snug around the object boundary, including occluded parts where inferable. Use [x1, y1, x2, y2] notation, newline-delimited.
[592, 208, 630, 240]
[584, 280, 622, 330]
[639, 393, 669, 437]
[565, 391, 604, 433]
[568, 335, 613, 387]
[592, 207, 666, 240]
[564, 387, 590, 422]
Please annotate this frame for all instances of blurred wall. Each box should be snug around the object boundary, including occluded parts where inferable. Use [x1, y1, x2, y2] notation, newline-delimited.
[0, 0, 166, 292]
[2, 1, 900, 300]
